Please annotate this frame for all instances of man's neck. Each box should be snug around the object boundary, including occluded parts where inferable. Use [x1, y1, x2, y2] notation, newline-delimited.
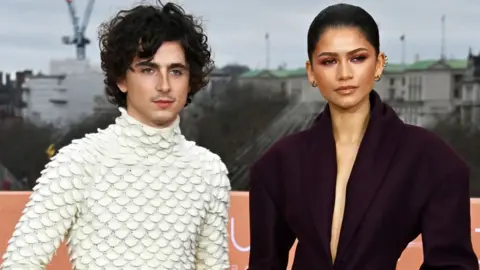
[125, 107, 177, 129]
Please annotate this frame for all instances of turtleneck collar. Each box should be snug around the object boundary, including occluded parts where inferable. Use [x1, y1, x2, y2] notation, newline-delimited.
[112, 107, 183, 151]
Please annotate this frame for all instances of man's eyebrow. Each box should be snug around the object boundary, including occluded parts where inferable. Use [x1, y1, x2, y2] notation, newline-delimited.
[134, 60, 158, 68]
[168, 63, 189, 69]
[133, 61, 188, 69]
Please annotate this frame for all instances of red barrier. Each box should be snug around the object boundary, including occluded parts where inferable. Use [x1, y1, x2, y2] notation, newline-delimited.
[0, 192, 479, 269]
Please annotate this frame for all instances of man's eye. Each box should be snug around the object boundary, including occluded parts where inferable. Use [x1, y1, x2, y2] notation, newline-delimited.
[171, 69, 183, 76]
[142, 68, 154, 74]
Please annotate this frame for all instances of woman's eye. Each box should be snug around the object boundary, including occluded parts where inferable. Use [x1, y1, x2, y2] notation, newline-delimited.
[322, 59, 336, 65]
[352, 56, 367, 62]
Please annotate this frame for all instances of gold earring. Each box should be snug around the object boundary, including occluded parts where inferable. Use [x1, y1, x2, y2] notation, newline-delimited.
[311, 81, 317, 87]
[374, 75, 381, 81]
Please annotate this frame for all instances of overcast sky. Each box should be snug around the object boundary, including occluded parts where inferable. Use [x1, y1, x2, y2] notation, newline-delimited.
[1, 0, 480, 74]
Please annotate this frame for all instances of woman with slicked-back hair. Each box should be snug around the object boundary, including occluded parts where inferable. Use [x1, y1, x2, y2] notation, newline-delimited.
[248, 3, 478, 269]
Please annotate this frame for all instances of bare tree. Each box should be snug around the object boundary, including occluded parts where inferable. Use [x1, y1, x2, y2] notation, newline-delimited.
[0, 111, 120, 190]
[0, 119, 54, 188]
[183, 81, 290, 179]
[55, 110, 120, 150]
[430, 113, 480, 197]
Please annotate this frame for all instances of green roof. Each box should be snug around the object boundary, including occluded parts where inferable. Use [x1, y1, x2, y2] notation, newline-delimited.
[287, 68, 308, 77]
[382, 59, 467, 73]
[403, 59, 467, 71]
[239, 70, 265, 78]
[384, 64, 407, 74]
[240, 59, 468, 79]
[448, 59, 468, 69]
[239, 68, 307, 78]
[406, 60, 437, 70]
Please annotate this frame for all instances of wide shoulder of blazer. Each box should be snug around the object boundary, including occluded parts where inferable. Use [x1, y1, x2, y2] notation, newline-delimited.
[251, 91, 469, 190]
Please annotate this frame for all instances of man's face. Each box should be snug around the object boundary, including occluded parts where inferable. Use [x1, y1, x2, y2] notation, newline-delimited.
[117, 41, 190, 128]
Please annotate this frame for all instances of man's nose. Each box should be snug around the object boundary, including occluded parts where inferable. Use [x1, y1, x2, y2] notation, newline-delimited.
[156, 71, 171, 92]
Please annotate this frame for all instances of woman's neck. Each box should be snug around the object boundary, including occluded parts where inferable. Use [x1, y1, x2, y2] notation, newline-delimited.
[330, 98, 371, 145]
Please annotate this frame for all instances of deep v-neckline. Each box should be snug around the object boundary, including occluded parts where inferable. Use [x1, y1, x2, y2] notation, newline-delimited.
[301, 90, 404, 267]
[330, 141, 361, 261]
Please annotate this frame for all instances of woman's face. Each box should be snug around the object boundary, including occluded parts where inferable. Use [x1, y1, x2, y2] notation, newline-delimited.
[306, 26, 385, 111]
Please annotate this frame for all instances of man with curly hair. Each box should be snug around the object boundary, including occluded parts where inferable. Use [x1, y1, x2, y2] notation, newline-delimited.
[1, 1, 231, 269]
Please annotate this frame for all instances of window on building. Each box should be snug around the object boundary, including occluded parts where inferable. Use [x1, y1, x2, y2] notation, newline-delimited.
[389, 78, 395, 86]
[414, 86, 419, 101]
[389, 88, 395, 100]
[453, 88, 461, 99]
[408, 76, 416, 100]
[466, 87, 473, 101]
[408, 76, 423, 101]
[419, 76, 423, 100]
[454, 74, 463, 84]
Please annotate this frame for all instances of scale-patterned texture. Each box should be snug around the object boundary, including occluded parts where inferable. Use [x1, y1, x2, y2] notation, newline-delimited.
[1, 108, 231, 270]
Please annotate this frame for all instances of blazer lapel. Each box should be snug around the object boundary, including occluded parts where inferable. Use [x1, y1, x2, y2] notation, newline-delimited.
[335, 91, 405, 262]
[302, 105, 337, 264]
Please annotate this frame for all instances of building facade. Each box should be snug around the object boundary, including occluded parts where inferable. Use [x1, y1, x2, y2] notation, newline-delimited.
[459, 50, 480, 127]
[22, 59, 107, 127]
[0, 71, 29, 119]
[375, 59, 466, 127]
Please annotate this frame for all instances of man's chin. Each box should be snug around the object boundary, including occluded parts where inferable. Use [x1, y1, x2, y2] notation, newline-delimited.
[150, 111, 177, 128]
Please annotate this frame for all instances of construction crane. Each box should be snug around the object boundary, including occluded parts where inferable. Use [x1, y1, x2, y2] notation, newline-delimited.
[62, 0, 95, 60]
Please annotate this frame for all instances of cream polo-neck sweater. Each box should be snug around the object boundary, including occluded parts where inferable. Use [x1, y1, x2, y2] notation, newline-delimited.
[1, 108, 231, 270]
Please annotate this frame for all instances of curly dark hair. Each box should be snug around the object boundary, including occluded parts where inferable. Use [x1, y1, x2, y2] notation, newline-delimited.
[98, 1, 214, 107]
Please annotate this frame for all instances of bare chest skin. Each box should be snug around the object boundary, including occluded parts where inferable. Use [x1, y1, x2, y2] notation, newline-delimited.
[330, 142, 360, 262]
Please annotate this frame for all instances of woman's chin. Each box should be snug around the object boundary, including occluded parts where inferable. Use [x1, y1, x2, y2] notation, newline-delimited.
[328, 93, 369, 111]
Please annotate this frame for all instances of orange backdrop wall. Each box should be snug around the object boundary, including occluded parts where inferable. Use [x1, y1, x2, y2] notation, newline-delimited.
[0, 191, 479, 269]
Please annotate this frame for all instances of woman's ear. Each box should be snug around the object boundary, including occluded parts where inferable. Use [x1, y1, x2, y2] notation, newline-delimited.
[375, 52, 387, 78]
[306, 60, 315, 87]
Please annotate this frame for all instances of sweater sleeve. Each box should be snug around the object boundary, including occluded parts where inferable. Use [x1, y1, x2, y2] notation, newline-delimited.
[1, 143, 92, 269]
[195, 157, 231, 270]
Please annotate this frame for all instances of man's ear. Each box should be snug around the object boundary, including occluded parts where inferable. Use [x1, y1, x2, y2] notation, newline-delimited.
[117, 79, 127, 93]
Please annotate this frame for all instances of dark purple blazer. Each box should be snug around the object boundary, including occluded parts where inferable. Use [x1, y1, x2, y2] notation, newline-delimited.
[248, 91, 478, 269]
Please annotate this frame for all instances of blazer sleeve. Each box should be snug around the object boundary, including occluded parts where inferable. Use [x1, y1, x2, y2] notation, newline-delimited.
[420, 163, 479, 269]
[248, 163, 296, 270]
